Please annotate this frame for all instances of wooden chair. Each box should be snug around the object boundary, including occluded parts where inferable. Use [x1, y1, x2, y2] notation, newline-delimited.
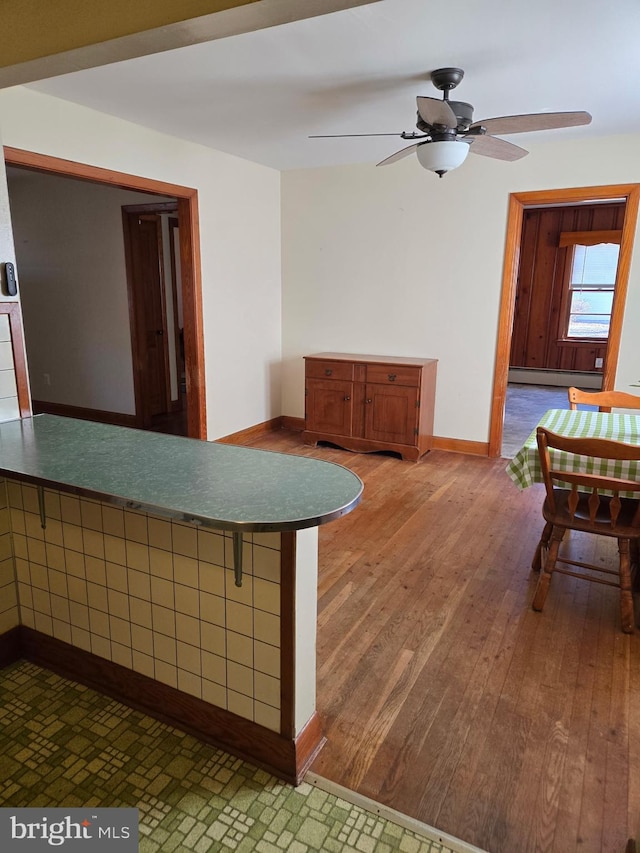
[532, 427, 640, 633]
[568, 386, 640, 413]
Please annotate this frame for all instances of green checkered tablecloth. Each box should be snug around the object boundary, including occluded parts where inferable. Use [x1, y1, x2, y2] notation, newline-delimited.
[506, 408, 640, 490]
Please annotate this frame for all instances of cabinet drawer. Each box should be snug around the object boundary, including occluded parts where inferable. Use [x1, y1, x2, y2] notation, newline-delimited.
[366, 364, 421, 386]
[306, 359, 354, 381]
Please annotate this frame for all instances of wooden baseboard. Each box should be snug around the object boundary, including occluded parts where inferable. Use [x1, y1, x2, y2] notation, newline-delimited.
[3, 626, 322, 785]
[32, 400, 138, 429]
[432, 436, 490, 456]
[216, 417, 284, 444]
[281, 416, 305, 432]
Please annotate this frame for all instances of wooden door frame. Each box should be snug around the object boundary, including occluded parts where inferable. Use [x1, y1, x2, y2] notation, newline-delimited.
[489, 183, 640, 457]
[2, 147, 206, 439]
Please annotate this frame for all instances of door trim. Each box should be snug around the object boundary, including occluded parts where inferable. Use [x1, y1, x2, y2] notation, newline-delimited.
[3, 146, 207, 439]
[489, 183, 640, 457]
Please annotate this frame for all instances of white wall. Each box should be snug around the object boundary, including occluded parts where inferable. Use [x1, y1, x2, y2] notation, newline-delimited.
[281, 133, 640, 443]
[7, 170, 175, 413]
[0, 86, 282, 440]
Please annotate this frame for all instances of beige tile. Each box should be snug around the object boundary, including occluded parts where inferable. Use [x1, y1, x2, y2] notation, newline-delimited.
[34, 611, 54, 636]
[104, 535, 126, 566]
[102, 506, 125, 538]
[89, 608, 110, 638]
[131, 623, 153, 655]
[154, 660, 177, 688]
[177, 641, 201, 675]
[254, 701, 281, 733]
[17, 583, 32, 609]
[107, 589, 129, 620]
[43, 490, 61, 521]
[227, 690, 253, 722]
[154, 632, 177, 665]
[226, 600, 253, 637]
[32, 587, 51, 616]
[175, 612, 200, 646]
[12, 534, 28, 560]
[69, 601, 89, 630]
[198, 529, 226, 566]
[71, 625, 91, 651]
[80, 500, 103, 532]
[149, 547, 173, 580]
[227, 661, 254, 698]
[199, 562, 224, 597]
[252, 532, 281, 550]
[0, 535, 12, 562]
[173, 554, 198, 588]
[0, 341, 13, 371]
[86, 557, 107, 587]
[254, 640, 280, 678]
[0, 315, 9, 342]
[202, 678, 226, 708]
[64, 549, 85, 578]
[0, 508, 9, 537]
[14, 558, 29, 585]
[200, 591, 224, 627]
[87, 582, 108, 613]
[7, 482, 23, 509]
[110, 615, 131, 647]
[22, 486, 40, 515]
[148, 517, 172, 551]
[225, 571, 253, 607]
[83, 529, 105, 560]
[124, 511, 148, 545]
[177, 669, 202, 699]
[111, 642, 133, 670]
[252, 544, 281, 583]
[20, 606, 35, 629]
[24, 512, 45, 541]
[126, 541, 149, 572]
[152, 604, 175, 637]
[128, 569, 150, 601]
[0, 558, 14, 587]
[0, 396, 19, 423]
[52, 619, 72, 645]
[62, 523, 84, 553]
[107, 562, 128, 594]
[172, 522, 197, 558]
[254, 577, 280, 616]
[10, 508, 25, 535]
[201, 650, 226, 685]
[227, 631, 253, 668]
[151, 576, 174, 609]
[129, 597, 152, 628]
[91, 634, 112, 661]
[60, 495, 82, 526]
[175, 584, 199, 617]
[67, 576, 88, 605]
[132, 651, 155, 679]
[48, 568, 68, 599]
[44, 518, 64, 547]
[254, 672, 280, 709]
[200, 622, 225, 657]
[254, 610, 280, 647]
[29, 562, 49, 591]
[45, 542, 65, 572]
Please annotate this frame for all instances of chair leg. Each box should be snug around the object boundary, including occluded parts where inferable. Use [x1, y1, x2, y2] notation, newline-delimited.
[618, 539, 635, 634]
[532, 521, 553, 571]
[532, 526, 564, 612]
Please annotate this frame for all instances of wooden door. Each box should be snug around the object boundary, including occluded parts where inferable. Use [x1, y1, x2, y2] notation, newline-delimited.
[305, 379, 353, 436]
[364, 384, 418, 445]
[124, 212, 169, 422]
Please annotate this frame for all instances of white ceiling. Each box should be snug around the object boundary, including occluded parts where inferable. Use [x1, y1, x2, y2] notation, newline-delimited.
[25, 0, 640, 171]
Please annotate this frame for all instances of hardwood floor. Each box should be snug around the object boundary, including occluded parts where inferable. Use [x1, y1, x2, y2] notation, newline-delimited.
[239, 430, 640, 853]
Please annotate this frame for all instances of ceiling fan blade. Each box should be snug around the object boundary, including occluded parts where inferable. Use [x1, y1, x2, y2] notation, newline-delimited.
[471, 111, 592, 136]
[376, 143, 420, 167]
[416, 97, 457, 128]
[467, 134, 529, 161]
[309, 132, 404, 138]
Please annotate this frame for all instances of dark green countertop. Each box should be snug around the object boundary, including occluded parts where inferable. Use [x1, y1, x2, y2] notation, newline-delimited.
[0, 415, 363, 532]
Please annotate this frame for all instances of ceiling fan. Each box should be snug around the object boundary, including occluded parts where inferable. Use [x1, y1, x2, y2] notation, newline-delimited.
[310, 67, 592, 177]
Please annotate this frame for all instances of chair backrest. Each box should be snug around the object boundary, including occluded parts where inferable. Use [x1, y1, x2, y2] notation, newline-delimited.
[536, 426, 640, 527]
[567, 386, 640, 413]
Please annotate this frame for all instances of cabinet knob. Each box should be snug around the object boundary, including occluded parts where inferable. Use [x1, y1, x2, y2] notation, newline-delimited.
[344, 395, 351, 401]
[388, 373, 397, 382]
[325, 368, 333, 376]
[366, 398, 372, 404]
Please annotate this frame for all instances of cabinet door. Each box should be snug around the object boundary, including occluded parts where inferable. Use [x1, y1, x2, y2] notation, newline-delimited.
[364, 383, 418, 446]
[306, 379, 353, 436]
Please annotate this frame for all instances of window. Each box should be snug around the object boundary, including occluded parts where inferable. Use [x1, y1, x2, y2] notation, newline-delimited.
[559, 230, 621, 340]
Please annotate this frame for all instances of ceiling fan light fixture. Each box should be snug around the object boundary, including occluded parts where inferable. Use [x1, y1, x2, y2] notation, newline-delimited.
[416, 140, 470, 177]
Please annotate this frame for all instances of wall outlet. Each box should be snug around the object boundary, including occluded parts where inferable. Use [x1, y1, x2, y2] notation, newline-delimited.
[594, 357, 603, 369]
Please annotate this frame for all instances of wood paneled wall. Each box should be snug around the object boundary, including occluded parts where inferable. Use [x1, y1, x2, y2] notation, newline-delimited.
[510, 202, 625, 373]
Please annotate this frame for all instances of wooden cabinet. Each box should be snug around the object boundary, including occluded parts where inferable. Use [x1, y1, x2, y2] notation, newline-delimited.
[303, 353, 437, 461]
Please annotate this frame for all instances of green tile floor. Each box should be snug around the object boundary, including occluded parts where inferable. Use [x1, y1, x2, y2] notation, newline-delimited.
[0, 661, 459, 852]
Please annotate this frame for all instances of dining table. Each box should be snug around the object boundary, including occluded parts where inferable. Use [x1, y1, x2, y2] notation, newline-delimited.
[506, 407, 640, 490]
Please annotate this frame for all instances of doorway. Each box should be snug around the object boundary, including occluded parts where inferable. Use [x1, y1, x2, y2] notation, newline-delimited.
[3, 146, 206, 439]
[489, 183, 640, 458]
